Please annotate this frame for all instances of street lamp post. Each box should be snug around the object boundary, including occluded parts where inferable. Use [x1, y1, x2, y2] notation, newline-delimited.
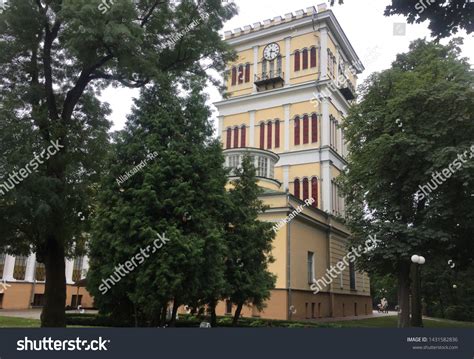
[411, 255, 425, 327]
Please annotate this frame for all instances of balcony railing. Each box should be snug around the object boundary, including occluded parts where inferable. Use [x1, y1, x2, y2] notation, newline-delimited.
[254, 70, 284, 88]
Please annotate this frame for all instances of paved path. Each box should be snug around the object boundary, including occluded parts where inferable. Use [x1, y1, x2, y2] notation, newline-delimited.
[0, 309, 97, 320]
[309, 310, 397, 323]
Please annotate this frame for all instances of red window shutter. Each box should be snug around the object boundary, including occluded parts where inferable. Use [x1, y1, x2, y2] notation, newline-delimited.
[245, 64, 250, 83]
[260, 123, 265, 149]
[294, 51, 300, 71]
[303, 178, 309, 201]
[233, 127, 239, 148]
[275, 121, 280, 148]
[310, 47, 317, 68]
[311, 113, 318, 143]
[302, 49, 308, 70]
[267, 122, 272, 149]
[294, 116, 300, 145]
[303, 115, 309, 144]
[241, 126, 246, 148]
[231, 67, 236, 86]
[294, 178, 300, 199]
[226, 128, 231, 149]
[311, 177, 318, 207]
[238, 65, 244, 84]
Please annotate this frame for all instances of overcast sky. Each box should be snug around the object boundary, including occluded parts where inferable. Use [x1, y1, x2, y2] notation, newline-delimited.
[102, 0, 474, 133]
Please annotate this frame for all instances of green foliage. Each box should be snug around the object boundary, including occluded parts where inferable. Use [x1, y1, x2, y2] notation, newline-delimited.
[225, 156, 277, 312]
[340, 38, 474, 275]
[87, 78, 229, 326]
[330, 0, 473, 39]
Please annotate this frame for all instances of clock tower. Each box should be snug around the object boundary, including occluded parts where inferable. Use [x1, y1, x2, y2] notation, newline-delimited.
[214, 4, 372, 320]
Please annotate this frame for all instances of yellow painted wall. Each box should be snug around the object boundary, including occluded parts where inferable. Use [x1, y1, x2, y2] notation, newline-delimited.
[290, 33, 320, 85]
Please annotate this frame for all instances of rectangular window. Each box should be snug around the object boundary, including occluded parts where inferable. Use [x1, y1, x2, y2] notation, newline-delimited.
[225, 300, 232, 315]
[240, 126, 246, 148]
[32, 294, 45, 307]
[310, 47, 317, 68]
[71, 295, 83, 308]
[311, 303, 315, 318]
[73, 257, 84, 283]
[35, 262, 45, 281]
[274, 121, 280, 148]
[226, 128, 231, 149]
[302, 49, 308, 70]
[233, 127, 239, 148]
[238, 65, 244, 84]
[307, 251, 315, 283]
[294, 51, 300, 71]
[0, 254, 5, 279]
[231, 67, 236, 86]
[294, 117, 300, 145]
[244, 64, 250, 83]
[258, 157, 268, 177]
[259, 123, 265, 149]
[267, 122, 272, 149]
[303, 115, 309, 144]
[311, 114, 318, 143]
[13, 255, 28, 280]
[349, 262, 356, 290]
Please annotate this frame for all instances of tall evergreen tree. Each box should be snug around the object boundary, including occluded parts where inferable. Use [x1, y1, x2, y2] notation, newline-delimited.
[88, 78, 229, 327]
[0, 0, 236, 326]
[225, 156, 276, 326]
[339, 39, 474, 327]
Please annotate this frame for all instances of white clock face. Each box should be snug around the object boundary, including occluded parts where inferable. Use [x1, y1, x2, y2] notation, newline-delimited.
[263, 43, 280, 61]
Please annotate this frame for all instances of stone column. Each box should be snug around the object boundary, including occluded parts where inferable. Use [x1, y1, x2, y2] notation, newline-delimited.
[321, 97, 330, 147]
[284, 104, 291, 151]
[25, 253, 36, 282]
[249, 110, 255, 147]
[285, 36, 291, 86]
[321, 161, 332, 213]
[320, 27, 328, 80]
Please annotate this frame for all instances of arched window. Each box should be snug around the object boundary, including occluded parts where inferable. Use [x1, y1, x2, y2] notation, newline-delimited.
[303, 114, 309, 144]
[233, 127, 239, 148]
[226, 128, 231, 149]
[245, 63, 250, 82]
[311, 113, 318, 143]
[294, 178, 300, 199]
[311, 177, 318, 207]
[238, 65, 244, 84]
[310, 47, 317, 68]
[303, 178, 309, 201]
[267, 122, 272, 149]
[294, 50, 300, 72]
[240, 125, 246, 148]
[302, 48, 308, 70]
[262, 60, 267, 77]
[269, 60, 275, 78]
[277, 56, 282, 76]
[259, 122, 265, 149]
[294, 116, 300, 145]
[275, 121, 280, 148]
[231, 67, 237, 86]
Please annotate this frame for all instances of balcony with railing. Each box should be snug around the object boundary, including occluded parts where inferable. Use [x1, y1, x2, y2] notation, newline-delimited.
[254, 70, 285, 91]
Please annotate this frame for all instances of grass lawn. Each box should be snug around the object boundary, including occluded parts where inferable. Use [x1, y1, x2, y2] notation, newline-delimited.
[0, 314, 472, 329]
[0, 316, 40, 328]
[326, 316, 474, 329]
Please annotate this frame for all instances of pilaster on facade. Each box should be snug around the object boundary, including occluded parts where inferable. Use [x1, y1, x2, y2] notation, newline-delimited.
[321, 161, 332, 213]
[284, 36, 291, 86]
[282, 165, 290, 191]
[319, 27, 328, 81]
[253, 45, 259, 93]
[25, 253, 36, 282]
[65, 259, 74, 285]
[283, 104, 291, 151]
[3, 255, 15, 281]
[249, 110, 256, 147]
[320, 97, 330, 147]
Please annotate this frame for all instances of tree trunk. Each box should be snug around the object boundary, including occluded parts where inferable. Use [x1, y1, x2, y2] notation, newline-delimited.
[40, 237, 66, 327]
[397, 263, 411, 328]
[169, 299, 179, 327]
[410, 263, 423, 327]
[232, 302, 243, 326]
[209, 301, 217, 327]
[159, 302, 168, 327]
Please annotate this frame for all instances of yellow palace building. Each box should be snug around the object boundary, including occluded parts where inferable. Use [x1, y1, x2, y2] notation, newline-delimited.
[213, 4, 372, 320]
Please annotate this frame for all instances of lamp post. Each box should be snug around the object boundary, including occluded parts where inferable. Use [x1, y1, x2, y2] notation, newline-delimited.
[411, 255, 425, 327]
